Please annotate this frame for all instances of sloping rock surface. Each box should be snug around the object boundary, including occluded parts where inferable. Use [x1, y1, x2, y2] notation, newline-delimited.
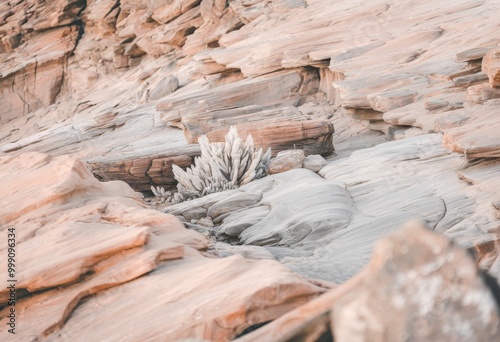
[0, 153, 324, 341]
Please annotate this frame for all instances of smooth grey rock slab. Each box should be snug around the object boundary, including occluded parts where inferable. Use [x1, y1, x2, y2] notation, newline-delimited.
[207, 192, 263, 219]
[238, 169, 353, 247]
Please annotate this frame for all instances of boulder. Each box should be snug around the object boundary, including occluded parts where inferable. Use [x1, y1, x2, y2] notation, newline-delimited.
[482, 48, 500, 88]
[303, 154, 327, 172]
[466, 83, 500, 104]
[268, 150, 306, 174]
[237, 223, 500, 341]
[332, 223, 500, 341]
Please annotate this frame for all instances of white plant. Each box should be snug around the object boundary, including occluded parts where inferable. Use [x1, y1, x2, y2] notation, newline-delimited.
[152, 126, 271, 204]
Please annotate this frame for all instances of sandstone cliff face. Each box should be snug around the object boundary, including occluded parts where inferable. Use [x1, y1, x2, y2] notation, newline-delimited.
[1, 0, 500, 341]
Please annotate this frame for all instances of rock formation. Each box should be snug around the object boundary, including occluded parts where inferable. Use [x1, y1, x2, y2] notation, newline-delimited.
[0, 152, 324, 341]
[1, 0, 500, 341]
[237, 223, 500, 341]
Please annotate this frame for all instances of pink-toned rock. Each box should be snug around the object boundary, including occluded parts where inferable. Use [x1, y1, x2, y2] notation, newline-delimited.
[466, 83, 500, 103]
[47, 254, 324, 341]
[151, 0, 200, 25]
[0, 152, 204, 301]
[332, 223, 500, 341]
[0, 26, 79, 123]
[0, 152, 325, 341]
[482, 48, 500, 88]
[157, 69, 319, 125]
[442, 106, 500, 158]
[181, 107, 335, 156]
[87, 144, 201, 191]
[24, 0, 86, 31]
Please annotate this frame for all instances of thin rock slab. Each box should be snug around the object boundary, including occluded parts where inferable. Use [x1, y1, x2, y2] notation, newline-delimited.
[181, 105, 335, 156]
[157, 68, 319, 126]
[87, 144, 201, 191]
[442, 105, 500, 158]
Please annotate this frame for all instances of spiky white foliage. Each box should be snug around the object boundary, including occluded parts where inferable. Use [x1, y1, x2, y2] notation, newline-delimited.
[166, 126, 271, 203]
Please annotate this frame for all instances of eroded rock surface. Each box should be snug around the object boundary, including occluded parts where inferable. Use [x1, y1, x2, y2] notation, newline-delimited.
[0, 153, 325, 341]
[1, 0, 500, 340]
[166, 134, 499, 283]
[237, 223, 500, 342]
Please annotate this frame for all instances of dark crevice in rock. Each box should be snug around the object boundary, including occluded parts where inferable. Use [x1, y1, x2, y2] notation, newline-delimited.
[234, 321, 271, 339]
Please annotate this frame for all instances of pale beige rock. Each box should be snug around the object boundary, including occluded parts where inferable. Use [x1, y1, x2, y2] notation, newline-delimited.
[207, 192, 262, 219]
